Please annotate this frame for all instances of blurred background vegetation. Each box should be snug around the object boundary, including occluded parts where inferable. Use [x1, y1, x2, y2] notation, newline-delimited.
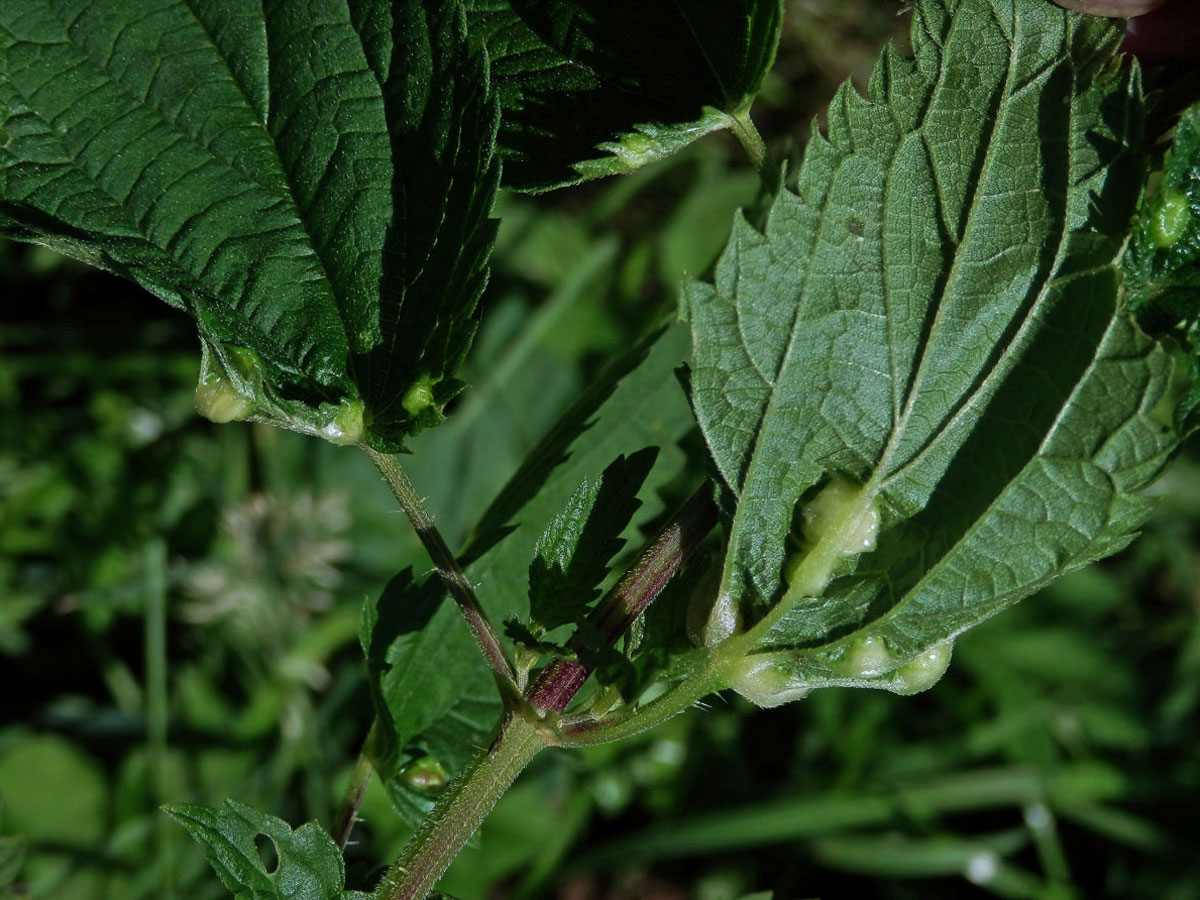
[2, 2, 1198, 898]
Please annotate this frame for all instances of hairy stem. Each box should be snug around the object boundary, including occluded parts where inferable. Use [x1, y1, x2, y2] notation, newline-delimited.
[363, 446, 518, 695]
[553, 652, 735, 747]
[373, 714, 546, 900]
[527, 485, 719, 712]
[375, 485, 720, 898]
[728, 106, 772, 184]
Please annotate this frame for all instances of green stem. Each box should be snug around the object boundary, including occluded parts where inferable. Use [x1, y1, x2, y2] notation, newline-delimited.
[372, 487, 718, 895]
[373, 714, 546, 900]
[554, 650, 736, 747]
[363, 446, 518, 697]
[728, 106, 772, 184]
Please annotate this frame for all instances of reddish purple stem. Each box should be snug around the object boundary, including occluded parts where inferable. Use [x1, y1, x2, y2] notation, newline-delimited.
[527, 486, 719, 713]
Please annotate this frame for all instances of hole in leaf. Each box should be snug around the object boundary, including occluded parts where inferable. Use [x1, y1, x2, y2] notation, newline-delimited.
[254, 833, 279, 874]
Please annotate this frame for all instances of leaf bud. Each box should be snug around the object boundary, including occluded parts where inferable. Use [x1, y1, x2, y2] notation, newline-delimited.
[398, 754, 447, 793]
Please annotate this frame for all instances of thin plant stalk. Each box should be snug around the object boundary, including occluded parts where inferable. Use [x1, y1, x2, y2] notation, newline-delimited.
[363, 446, 518, 697]
[373, 714, 545, 900]
[728, 106, 774, 186]
[377, 485, 720, 899]
[528, 485, 719, 712]
[333, 738, 375, 850]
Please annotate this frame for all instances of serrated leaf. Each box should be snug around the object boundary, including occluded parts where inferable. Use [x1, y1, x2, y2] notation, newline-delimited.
[503, 617, 567, 656]
[0, 0, 497, 450]
[164, 800, 367, 900]
[527, 448, 657, 633]
[683, 0, 1177, 694]
[361, 323, 695, 822]
[466, 0, 784, 190]
[1123, 100, 1200, 432]
[361, 568, 478, 776]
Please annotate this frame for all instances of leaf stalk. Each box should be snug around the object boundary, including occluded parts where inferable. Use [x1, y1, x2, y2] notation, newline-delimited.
[332, 740, 375, 850]
[363, 446, 519, 697]
[727, 106, 773, 185]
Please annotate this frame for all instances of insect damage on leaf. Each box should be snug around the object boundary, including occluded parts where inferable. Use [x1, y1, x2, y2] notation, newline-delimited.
[728, 653, 811, 708]
[683, 0, 1178, 706]
[888, 641, 954, 695]
[401, 374, 441, 418]
[1151, 187, 1192, 249]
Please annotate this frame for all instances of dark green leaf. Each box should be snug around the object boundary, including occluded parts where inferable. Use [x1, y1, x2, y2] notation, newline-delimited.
[466, 0, 784, 190]
[503, 617, 568, 656]
[683, 0, 1177, 698]
[0, 0, 497, 449]
[360, 569, 482, 777]
[364, 323, 695, 814]
[349, 0, 500, 449]
[1123, 100, 1200, 432]
[464, 323, 691, 564]
[164, 800, 367, 900]
[527, 448, 657, 633]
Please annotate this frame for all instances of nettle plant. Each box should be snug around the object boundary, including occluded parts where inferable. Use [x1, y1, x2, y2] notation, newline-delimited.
[2, 0, 1199, 896]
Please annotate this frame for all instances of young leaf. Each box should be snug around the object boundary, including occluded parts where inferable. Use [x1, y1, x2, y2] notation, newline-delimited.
[1123, 100, 1200, 432]
[164, 800, 367, 900]
[466, 0, 784, 190]
[526, 448, 657, 635]
[683, 0, 1177, 695]
[0, 0, 497, 450]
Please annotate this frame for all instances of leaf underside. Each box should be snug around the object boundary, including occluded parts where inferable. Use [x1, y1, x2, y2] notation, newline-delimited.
[0, 0, 498, 450]
[684, 0, 1177, 687]
[465, 0, 784, 191]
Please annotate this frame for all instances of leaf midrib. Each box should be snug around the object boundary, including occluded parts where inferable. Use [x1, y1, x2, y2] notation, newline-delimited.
[8, 4, 363, 397]
[877, 7, 1082, 495]
[727, 7, 1100, 618]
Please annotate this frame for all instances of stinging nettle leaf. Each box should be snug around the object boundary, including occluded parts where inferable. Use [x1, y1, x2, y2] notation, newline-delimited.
[361, 325, 696, 825]
[0, 0, 498, 450]
[526, 447, 657, 635]
[465, 0, 784, 191]
[360, 568, 475, 779]
[683, 0, 1179, 698]
[165, 800, 368, 900]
